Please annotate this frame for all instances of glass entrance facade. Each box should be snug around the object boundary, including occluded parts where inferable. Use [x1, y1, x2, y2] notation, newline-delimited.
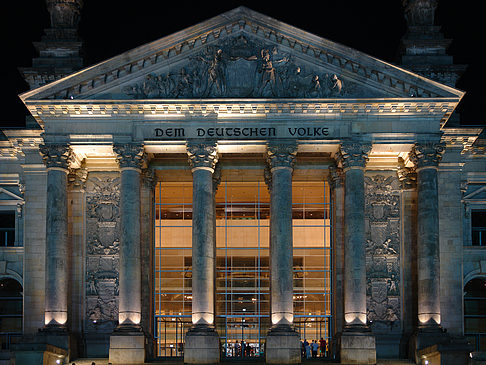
[154, 177, 332, 358]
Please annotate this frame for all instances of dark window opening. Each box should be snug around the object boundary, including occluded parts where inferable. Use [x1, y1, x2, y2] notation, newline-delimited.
[0, 278, 23, 350]
[0, 212, 15, 247]
[464, 278, 486, 352]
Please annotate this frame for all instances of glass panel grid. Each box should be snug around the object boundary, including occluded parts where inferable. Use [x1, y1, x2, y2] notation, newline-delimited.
[154, 179, 333, 357]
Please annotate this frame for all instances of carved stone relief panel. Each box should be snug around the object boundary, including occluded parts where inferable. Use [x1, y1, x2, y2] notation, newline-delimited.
[85, 172, 120, 333]
[364, 174, 401, 332]
[121, 35, 384, 99]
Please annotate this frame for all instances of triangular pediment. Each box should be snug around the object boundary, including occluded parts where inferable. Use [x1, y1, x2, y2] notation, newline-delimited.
[0, 188, 23, 202]
[20, 6, 463, 103]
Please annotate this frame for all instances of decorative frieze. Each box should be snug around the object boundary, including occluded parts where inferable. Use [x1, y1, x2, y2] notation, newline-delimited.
[39, 143, 73, 170]
[336, 142, 372, 169]
[186, 141, 219, 171]
[266, 140, 297, 171]
[113, 144, 145, 170]
[409, 142, 445, 169]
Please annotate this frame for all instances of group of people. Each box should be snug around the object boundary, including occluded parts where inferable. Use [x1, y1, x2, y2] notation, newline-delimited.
[302, 337, 327, 359]
[231, 340, 257, 357]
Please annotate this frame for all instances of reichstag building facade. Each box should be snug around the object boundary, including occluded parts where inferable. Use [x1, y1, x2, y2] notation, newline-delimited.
[1, 3, 485, 365]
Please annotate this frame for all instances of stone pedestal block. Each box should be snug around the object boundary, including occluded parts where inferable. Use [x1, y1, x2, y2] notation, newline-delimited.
[409, 328, 449, 363]
[184, 325, 220, 364]
[109, 333, 145, 364]
[417, 338, 473, 365]
[339, 332, 376, 364]
[411, 330, 472, 365]
[11, 334, 70, 365]
[265, 326, 301, 364]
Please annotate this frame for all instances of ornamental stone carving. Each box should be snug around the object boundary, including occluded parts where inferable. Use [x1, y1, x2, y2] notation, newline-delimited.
[364, 174, 401, 330]
[85, 173, 120, 332]
[402, 0, 438, 27]
[122, 35, 365, 99]
[39, 143, 73, 170]
[68, 166, 88, 189]
[186, 141, 219, 171]
[266, 141, 298, 171]
[328, 165, 344, 189]
[409, 142, 444, 169]
[336, 142, 372, 169]
[397, 157, 417, 190]
[113, 144, 146, 170]
[46, 0, 83, 29]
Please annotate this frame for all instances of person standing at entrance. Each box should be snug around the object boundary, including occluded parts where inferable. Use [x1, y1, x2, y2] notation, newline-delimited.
[241, 340, 246, 357]
[304, 339, 311, 359]
[319, 337, 327, 357]
[235, 341, 240, 357]
[312, 340, 319, 358]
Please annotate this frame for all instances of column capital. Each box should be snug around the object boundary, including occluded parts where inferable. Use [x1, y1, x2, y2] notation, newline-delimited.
[113, 143, 145, 171]
[328, 165, 344, 189]
[266, 140, 298, 171]
[409, 142, 445, 169]
[336, 142, 371, 170]
[141, 168, 157, 190]
[39, 143, 73, 171]
[212, 164, 222, 192]
[397, 157, 417, 190]
[68, 166, 88, 190]
[186, 140, 219, 172]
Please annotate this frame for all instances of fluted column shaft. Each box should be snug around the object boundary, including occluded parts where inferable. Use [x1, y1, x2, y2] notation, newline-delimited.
[113, 144, 145, 329]
[40, 143, 72, 328]
[337, 142, 371, 328]
[409, 142, 444, 328]
[187, 141, 219, 327]
[266, 141, 297, 327]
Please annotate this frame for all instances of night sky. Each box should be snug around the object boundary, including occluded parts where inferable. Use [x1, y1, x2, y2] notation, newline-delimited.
[1, 0, 484, 127]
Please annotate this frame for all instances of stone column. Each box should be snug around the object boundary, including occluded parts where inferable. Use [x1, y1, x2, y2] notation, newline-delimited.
[67, 166, 88, 356]
[39, 143, 72, 330]
[329, 166, 345, 338]
[184, 140, 220, 364]
[336, 142, 376, 365]
[265, 140, 301, 365]
[397, 158, 418, 350]
[409, 142, 444, 330]
[109, 143, 145, 365]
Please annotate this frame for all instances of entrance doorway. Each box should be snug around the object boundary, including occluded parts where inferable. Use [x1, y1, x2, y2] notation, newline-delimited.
[154, 178, 333, 358]
[218, 315, 269, 358]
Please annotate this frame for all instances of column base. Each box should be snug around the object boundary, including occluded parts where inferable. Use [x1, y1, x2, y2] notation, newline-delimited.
[265, 324, 301, 364]
[109, 326, 145, 365]
[184, 324, 220, 364]
[339, 325, 376, 364]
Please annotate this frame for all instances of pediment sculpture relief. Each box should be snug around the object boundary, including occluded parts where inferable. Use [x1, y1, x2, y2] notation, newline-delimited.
[122, 35, 365, 99]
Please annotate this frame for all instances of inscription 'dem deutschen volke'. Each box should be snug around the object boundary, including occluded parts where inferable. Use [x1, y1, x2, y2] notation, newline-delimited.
[154, 126, 331, 139]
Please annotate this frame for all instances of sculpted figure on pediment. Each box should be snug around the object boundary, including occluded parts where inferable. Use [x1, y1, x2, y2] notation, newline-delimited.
[122, 35, 362, 99]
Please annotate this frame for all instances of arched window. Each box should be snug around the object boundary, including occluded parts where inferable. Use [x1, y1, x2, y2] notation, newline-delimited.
[464, 277, 486, 352]
[0, 278, 22, 350]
